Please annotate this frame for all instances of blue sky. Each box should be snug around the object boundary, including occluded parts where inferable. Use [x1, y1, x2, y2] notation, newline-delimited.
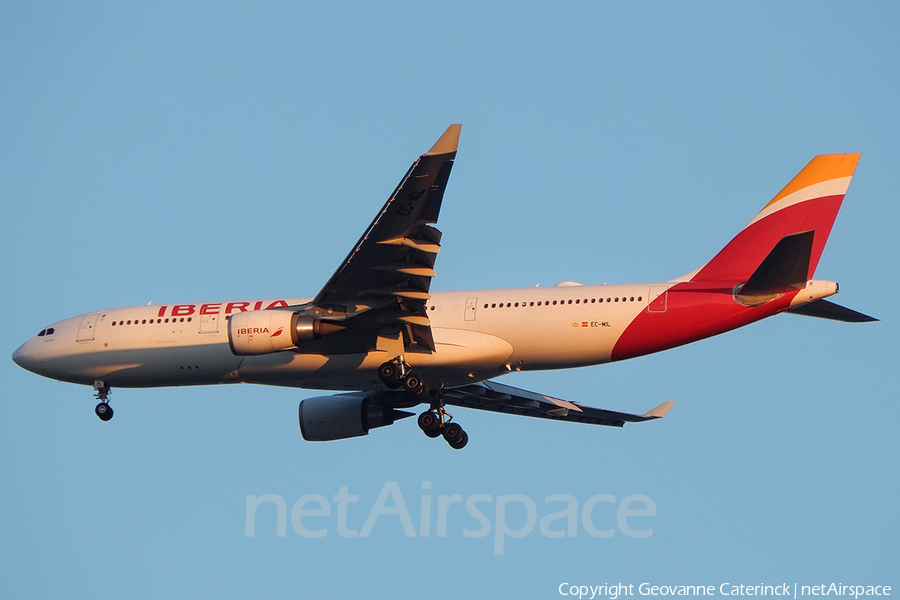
[1, 2, 897, 597]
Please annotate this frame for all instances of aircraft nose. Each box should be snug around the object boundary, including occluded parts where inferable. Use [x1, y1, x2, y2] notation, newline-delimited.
[12, 340, 38, 373]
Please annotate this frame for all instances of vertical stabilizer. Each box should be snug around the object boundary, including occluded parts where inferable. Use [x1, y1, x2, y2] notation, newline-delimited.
[689, 154, 860, 285]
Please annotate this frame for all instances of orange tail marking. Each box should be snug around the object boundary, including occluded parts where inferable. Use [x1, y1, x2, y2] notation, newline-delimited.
[764, 153, 860, 209]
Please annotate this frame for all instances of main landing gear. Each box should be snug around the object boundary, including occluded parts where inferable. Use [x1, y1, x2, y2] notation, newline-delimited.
[378, 357, 428, 398]
[378, 358, 468, 449]
[417, 407, 468, 450]
[93, 381, 113, 421]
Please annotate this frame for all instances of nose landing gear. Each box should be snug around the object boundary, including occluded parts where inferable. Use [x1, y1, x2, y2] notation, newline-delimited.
[93, 381, 113, 421]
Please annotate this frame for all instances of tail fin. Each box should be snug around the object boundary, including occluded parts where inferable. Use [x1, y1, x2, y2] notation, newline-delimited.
[687, 154, 860, 284]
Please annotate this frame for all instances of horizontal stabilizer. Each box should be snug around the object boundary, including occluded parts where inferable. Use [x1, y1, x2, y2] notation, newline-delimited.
[787, 299, 878, 323]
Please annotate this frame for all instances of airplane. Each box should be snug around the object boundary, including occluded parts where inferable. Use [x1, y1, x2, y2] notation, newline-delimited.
[12, 125, 876, 449]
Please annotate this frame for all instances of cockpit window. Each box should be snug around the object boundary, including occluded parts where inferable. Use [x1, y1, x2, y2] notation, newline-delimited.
[46, 328, 54, 335]
[36, 327, 55, 337]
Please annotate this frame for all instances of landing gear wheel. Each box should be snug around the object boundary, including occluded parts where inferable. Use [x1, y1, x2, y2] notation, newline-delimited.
[442, 422, 467, 449]
[417, 411, 442, 438]
[378, 362, 402, 389]
[449, 430, 468, 450]
[92, 381, 112, 420]
[403, 373, 421, 391]
[414, 389, 468, 448]
[95, 402, 114, 421]
[403, 374, 428, 397]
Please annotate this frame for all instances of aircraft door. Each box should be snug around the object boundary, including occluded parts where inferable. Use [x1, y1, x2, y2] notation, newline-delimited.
[77, 313, 99, 341]
[647, 286, 669, 313]
[465, 297, 478, 321]
[199, 313, 219, 334]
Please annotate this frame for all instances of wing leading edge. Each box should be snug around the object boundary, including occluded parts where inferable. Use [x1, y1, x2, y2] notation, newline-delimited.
[443, 380, 674, 427]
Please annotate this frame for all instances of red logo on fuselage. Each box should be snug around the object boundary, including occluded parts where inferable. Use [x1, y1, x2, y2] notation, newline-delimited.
[155, 300, 290, 318]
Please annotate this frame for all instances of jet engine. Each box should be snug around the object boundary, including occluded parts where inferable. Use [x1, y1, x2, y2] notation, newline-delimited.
[227, 310, 342, 356]
[298, 393, 414, 441]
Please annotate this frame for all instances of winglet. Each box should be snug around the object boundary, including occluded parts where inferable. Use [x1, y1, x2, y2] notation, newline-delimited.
[425, 124, 461, 156]
[643, 401, 675, 419]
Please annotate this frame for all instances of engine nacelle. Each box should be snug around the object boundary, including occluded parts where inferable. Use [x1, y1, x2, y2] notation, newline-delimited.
[228, 310, 342, 356]
[298, 394, 413, 441]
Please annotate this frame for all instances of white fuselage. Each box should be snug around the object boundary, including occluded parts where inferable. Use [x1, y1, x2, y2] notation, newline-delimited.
[13, 284, 653, 392]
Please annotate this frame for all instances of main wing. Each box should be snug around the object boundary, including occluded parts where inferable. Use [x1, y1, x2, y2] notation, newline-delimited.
[444, 380, 674, 427]
[291, 125, 461, 353]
